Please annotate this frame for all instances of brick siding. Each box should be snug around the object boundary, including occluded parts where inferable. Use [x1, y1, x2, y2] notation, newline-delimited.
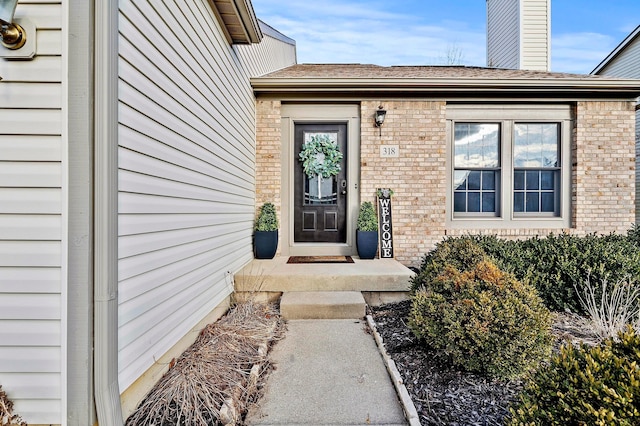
[573, 101, 636, 234]
[255, 99, 283, 254]
[360, 101, 447, 265]
[255, 99, 636, 267]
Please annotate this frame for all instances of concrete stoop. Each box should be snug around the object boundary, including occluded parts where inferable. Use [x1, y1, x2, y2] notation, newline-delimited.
[234, 257, 414, 307]
[280, 291, 366, 319]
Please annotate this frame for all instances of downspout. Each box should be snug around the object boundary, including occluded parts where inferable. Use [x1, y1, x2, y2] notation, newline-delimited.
[94, 0, 123, 423]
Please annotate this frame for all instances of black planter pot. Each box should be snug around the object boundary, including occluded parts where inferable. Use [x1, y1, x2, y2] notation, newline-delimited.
[254, 230, 278, 259]
[356, 230, 378, 259]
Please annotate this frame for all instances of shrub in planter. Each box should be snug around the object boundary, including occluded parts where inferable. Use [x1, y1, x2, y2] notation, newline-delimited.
[508, 326, 640, 425]
[254, 202, 279, 259]
[356, 201, 378, 259]
[409, 260, 552, 379]
[409, 236, 488, 293]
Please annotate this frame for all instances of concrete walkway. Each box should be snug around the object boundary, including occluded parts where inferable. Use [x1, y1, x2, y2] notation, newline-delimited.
[246, 319, 408, 426]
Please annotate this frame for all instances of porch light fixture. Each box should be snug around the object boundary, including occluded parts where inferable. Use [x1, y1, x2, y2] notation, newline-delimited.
[0, 0, 26, 50]
[374, 106, 386, 136]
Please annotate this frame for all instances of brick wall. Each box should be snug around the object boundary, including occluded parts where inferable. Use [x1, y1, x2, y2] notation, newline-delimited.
[572, 100, 636, 234]
[255, 100, 282, 254]
[360, 101, 448, 265]
[255, 100, 282, 210]
[255, 99, 636, 267]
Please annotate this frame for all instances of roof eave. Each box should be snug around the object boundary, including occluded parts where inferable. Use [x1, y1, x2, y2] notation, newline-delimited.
[209, 0, 263, 44]
[251, 77, 640, 96]
[591, 25, 640, 75]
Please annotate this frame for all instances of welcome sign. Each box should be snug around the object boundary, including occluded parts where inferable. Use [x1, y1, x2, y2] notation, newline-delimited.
[377, 188, 394, 258]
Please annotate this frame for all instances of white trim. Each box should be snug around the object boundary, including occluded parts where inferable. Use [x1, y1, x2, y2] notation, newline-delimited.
[60, 0, 69, 423]
[592, 25, 640, 75]
[66, 0, 96, 422]
[252, 77, 640, 95]
[94, 0, 122, 423]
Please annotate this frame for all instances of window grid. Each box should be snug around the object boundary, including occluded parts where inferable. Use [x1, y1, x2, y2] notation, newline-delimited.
[513, 123, 560, 215]
[453, 123, 501, 215]
[454, 170, 499, 214]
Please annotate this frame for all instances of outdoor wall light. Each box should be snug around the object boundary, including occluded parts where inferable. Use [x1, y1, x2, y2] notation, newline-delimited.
[0, 0, 26, 50]
[375, 106, 386, 136]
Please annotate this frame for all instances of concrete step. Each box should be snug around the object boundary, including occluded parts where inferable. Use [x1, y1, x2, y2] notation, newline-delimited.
[235, 257, 414, 293]
[280, 291, 366, 320]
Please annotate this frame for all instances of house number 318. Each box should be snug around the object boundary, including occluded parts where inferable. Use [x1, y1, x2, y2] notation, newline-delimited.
[380, 145, 399, 158]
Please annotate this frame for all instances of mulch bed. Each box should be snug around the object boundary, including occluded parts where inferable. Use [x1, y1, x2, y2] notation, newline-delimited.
[369, 300, 599, 426]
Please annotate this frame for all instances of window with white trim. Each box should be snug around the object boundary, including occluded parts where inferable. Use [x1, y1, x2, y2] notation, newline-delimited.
[447, 105, 572, 229]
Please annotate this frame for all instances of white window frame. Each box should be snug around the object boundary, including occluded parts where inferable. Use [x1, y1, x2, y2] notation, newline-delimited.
[446, 105, 572, 229]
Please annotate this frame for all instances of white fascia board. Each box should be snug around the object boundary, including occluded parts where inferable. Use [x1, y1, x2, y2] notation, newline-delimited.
[592, 25, 640, 75]
[251, 77, 640, 95]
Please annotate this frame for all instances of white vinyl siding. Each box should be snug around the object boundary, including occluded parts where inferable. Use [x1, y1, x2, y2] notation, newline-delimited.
[0, 0, 65, 422]
[486, 0, 519, 69]
[598, 34, 640, 79]
[486, 0, 550, 71]
[117, 0, 295, 391]
[520, 0, 550, 71]
[235, 24, 296, 77]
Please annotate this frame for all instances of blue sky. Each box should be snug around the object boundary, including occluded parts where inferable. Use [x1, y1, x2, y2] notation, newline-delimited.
[251, 0, 640, 74]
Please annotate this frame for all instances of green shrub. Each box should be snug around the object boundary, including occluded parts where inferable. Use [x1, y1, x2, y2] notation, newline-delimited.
[409, 236, 488, 292]
[506, 234, 640, 313]
[254, 202, 279, 231]
[412, 233, 640, 313]
[356, 201, 378, 231]
[627, 224, 640, 247]
[408, 260, 552, 379]
[508, 326, 640, 425]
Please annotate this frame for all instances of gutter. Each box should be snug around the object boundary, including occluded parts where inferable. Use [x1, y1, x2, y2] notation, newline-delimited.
[94, 0, 124, 423]
[251, 77, 640, 96]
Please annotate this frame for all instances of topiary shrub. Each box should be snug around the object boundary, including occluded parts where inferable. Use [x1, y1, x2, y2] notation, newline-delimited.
[356, 201, 378, 231]
[408, 260, 552, 379]
[254, 202, 279, 231]
[508, 326, 640, 425]
[409, 236, 488, 293]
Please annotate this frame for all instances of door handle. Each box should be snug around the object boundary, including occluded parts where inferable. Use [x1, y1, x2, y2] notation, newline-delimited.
[340, 179, 347, 195]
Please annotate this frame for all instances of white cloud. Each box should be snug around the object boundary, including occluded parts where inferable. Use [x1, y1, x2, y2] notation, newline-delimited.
[254, 0, 636, 74]
[254, 0, 486, 67]
[551, 32, 617, 73]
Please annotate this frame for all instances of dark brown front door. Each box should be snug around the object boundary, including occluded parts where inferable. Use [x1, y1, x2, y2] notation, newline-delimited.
[294, 123, 347, 243]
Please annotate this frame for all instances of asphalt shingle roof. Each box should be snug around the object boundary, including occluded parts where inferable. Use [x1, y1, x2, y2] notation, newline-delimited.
[252, 64, 640, 97]
[260, 64, 603, 80]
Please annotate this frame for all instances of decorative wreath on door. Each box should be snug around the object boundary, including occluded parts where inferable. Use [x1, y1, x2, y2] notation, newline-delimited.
[298, 134, 343, 179]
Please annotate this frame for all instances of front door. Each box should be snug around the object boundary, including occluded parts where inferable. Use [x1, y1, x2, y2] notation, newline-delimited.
[294, 123, 347, 243]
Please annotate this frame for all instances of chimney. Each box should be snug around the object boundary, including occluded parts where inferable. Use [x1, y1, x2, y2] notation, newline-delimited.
[486, 0, 551, 71]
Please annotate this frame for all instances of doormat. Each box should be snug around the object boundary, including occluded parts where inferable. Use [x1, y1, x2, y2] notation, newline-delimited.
[287, 256, 355, 264]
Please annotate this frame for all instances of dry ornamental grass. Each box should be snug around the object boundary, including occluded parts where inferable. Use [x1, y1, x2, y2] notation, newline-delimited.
[126, 301, 285, 426]
[0, 385, 26, 426]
